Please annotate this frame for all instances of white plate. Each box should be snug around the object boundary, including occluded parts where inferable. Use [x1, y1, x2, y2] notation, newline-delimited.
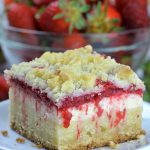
[0, 100, 150, 150]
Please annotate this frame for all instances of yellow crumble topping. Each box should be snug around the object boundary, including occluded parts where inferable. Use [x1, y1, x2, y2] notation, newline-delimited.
[5, 45, 144, 101]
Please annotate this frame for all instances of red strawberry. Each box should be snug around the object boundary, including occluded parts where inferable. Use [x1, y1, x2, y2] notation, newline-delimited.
[38, 0, 90, 33]
[109, 34, 132, 47]
[103, 5, 121, 27]
[0, 75, 9, 100]
[4, 0, 14, 6]
[63, 33, 87, 49]
[33, 0, 52, 6]
[116, 0, 149, 29]
[0, 75, 9, 93]
[7, 3, 37, 30]
[103, 0, 116, 6]
[30, 6, 38, 17]
[38, 1, 69, 32]
[87, 3, 122, 33]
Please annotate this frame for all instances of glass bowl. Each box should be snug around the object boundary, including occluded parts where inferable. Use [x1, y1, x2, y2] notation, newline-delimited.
[0, 18, 150, 71]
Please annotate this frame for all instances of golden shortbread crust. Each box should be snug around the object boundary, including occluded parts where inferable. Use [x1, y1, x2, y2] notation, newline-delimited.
[11, 121, 145, 150]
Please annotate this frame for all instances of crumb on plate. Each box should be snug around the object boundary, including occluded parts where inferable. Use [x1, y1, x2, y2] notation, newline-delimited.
[1, 130, 8, 137]
[16, 137, 25, 143]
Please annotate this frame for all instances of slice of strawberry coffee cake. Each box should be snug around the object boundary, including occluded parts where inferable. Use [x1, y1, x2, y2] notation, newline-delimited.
[5, 45, 145, 150]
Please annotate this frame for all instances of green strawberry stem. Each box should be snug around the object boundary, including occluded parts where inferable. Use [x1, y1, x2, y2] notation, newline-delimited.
[87, 1, 122, 33]
[53, 0, 90, 33]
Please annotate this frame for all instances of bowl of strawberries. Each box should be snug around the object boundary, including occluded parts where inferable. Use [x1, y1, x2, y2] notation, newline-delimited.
[0, 0, 150, 70]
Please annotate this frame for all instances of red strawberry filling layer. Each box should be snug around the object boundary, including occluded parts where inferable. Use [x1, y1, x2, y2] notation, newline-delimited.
[11, 78, 142, 108]
[11, 78, 143, 129]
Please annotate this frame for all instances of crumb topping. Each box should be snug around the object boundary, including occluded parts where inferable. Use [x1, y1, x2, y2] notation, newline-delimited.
[16, 137, 25, 143]
[4, 45, 144, 102]
[108, 141, 118, 149]
[136, 134, 145, 139]
[1, 130, 8, 137]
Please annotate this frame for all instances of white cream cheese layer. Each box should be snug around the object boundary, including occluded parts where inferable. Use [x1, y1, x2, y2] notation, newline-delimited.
[66, 94, 143, 122]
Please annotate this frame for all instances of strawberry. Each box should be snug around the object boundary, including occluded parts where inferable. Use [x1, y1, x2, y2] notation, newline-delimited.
[30, 6, 38, 17]
[38, 1, 69, 32]
[4, 0, 14, 6]
[108, 34, 132, 47]
[104, 5, 121, 27]
[116, 0, 149, 29]
[87, 2, 122, 33]
[0, 75, 9, 93]
[54, 0, 90, 33]
[63, 33, 87, 49]
[38, 0, 90, 33]
[107, 34, 133, 65]
[7, 3, 37, 29]
[0, 75, 9, 100]
[103, 0, 116, 6]
[33, 0, 52, 6]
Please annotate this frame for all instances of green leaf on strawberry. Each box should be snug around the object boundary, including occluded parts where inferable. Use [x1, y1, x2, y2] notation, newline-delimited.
[87, 1, 122, 33]
[54, 0, 90, 33]
[38, 1, 69, 33]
